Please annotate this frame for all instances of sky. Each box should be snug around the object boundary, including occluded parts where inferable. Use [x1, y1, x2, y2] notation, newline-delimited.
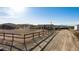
[0, 7, 79, 25]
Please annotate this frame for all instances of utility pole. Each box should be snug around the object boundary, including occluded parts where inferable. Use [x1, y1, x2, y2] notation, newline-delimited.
[50, 16, 52, 25]
[50, 16, 52, 30]
[50, 16, 55, 31]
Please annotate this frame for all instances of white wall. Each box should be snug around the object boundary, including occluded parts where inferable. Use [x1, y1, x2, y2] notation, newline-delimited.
[74, 25, 77, 30]
[74, 25, 79, 30]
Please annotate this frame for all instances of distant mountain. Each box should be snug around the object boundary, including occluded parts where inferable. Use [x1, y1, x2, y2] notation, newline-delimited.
[1, 23, 16, 29]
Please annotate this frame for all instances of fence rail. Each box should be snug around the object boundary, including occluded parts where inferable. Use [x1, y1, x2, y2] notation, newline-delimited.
[0, 30, 53, 51]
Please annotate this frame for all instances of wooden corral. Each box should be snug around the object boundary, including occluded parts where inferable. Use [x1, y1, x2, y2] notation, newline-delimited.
[0, 30, 53, 51]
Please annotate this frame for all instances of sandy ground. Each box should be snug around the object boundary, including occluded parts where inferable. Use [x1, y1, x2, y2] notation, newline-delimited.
[0, 29, 49, 51]
[0, 29, 43, 35]
[1, 29, 79, 51]
[44, 30, 79, 51]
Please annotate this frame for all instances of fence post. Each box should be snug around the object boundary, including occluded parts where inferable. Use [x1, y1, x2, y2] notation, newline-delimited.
[48, 30, 50, 35]
[32, 33, 37, 44]
[38, 32, 40, 38]
[24, 34, 27, 51]
[2, 33, 5, 44]
[10, 33, 14, 51]
[43, 29, 44, 37]
[33, 33, 34, 40]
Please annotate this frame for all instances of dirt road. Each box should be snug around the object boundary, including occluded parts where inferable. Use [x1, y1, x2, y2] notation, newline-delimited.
[44, 30, 79, 51]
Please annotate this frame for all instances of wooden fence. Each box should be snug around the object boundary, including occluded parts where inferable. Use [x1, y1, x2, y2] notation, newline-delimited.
[0, 30, 52, 51]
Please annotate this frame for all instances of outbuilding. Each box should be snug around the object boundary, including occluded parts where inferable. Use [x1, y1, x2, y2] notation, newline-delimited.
[74, 25, 79, 30]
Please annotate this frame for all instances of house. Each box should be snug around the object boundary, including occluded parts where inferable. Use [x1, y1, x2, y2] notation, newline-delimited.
[74, 25, 79, 30]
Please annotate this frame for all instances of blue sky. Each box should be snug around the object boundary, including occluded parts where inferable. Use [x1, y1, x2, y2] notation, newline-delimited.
[0, 7, 79, 25]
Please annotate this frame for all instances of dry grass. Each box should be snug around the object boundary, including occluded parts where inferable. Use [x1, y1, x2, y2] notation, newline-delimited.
[0, 28, 42, 35]
[0, 28, 46, 50]
[71, 30, 79, 40]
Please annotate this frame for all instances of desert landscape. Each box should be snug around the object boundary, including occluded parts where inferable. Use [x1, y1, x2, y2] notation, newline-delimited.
[44, 30, 79, 51]
[0, 24, 53, 51]
[0, 24, 79, 51]
[0, 7, 79, 51]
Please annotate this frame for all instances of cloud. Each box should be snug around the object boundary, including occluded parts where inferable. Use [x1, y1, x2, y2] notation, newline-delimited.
[0, 7, 27, 24]
[0, 7, 21, 19]
[0, 7, 9, 17]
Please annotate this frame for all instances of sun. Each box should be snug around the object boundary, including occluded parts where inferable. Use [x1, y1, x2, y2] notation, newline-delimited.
[10, 6, 25, 13]
[8, 6, 26, 18]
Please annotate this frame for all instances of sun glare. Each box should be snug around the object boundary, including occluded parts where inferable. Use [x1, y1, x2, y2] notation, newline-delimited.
[10, 6, 25, 13]
[8, 6, 26, 17]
